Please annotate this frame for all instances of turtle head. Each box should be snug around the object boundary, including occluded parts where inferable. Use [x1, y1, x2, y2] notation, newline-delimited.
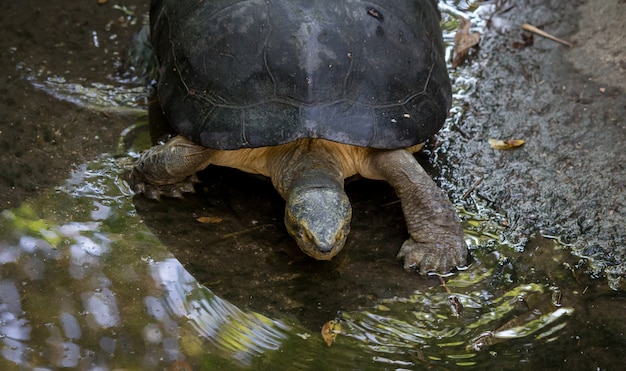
[284, 186, 351, 260]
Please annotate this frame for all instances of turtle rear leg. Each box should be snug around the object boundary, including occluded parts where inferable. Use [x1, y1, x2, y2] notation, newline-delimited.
[128, 135, 214, 199]
[361, 149, 468, 274]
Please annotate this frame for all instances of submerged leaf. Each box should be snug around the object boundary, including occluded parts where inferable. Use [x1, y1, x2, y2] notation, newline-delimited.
[321, 319, 342, 346]
[488, 138, 526, 150]
[196, 216, 223, 224]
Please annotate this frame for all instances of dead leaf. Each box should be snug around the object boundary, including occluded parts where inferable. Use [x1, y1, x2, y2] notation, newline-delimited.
[453, 17, 480, 68]
[488, 138, 526, 150]
[196, 216, 222, 224]
[321, 319, 342, 346]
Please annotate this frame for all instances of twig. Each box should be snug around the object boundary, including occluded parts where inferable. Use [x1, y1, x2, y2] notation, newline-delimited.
[521, 23, 573, 47]
[462, 177, 483, 199]
[381, 199, 401, 207]
[221, 224, 274, 239]
[438, 275, 451, 294]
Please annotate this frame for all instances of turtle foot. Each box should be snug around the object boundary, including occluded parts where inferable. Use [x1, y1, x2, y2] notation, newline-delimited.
[397, 228, 468, 275]
[127, 172, 200, 200]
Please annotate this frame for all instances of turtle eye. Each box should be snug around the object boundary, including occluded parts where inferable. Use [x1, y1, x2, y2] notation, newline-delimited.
[302, 229, 314, 244]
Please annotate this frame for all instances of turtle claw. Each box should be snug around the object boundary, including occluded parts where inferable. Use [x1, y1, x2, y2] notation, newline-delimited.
[397, 235, 468, 275]
[168, 187, 184, 199]
[188, 174, 201, 184]
[144, 186, 162, 201]
[126, 170, 198, 201]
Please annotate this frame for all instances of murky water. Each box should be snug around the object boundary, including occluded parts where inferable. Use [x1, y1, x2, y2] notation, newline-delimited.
[0, 160, 600, 369]
[1, 1, 624, 370]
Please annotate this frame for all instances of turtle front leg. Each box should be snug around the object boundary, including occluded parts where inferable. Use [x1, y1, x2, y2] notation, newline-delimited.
[363, 149, 468, 274]
[128, 136, 214, 199]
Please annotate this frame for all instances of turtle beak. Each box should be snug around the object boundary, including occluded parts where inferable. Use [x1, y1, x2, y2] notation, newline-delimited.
[300, 223, 349, 260]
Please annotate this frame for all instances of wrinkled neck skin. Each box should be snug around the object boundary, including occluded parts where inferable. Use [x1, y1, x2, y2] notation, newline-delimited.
[268, 140, 352, 260]
[268, 140, 343, 194]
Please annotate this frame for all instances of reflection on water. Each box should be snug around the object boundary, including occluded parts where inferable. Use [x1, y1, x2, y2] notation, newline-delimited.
[0, 153, 582, 369]
[340, 268, 574, 368]
[150, 258, 288, 364]
[17, 66, 148, 114]
[0, 158, 292, 369]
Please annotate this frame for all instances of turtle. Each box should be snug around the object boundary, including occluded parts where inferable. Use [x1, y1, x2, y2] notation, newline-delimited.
[128, 0, 468, 274]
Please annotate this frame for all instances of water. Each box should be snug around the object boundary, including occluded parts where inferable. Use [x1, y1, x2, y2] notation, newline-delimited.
[0, 166, 589, 368]
[1, 1, 624, 369]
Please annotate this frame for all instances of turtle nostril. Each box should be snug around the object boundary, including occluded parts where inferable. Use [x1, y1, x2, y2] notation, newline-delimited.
[317, 242, 334, 253]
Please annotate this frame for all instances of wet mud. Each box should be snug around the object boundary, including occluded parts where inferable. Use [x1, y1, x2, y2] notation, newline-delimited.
[0, 0, 147, 207]
[441, 0, 625, 288]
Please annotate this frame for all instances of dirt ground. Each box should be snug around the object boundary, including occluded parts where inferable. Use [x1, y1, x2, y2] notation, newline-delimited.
[0, 0, 147, 207]
[441, 0, 625, 288]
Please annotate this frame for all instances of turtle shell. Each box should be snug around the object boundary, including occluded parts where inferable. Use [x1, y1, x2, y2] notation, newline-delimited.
[150, 0, 451, 150]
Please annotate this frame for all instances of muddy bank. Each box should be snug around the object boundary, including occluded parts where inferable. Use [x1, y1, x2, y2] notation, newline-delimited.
[441, 0, 625, 288]
[0, 0, 146, 207]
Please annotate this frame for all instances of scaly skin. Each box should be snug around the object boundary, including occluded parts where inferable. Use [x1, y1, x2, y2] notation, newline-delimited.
[128, 136, 212, 199]
[360, 149, 468, 274]
[127, 136, 468, 274]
